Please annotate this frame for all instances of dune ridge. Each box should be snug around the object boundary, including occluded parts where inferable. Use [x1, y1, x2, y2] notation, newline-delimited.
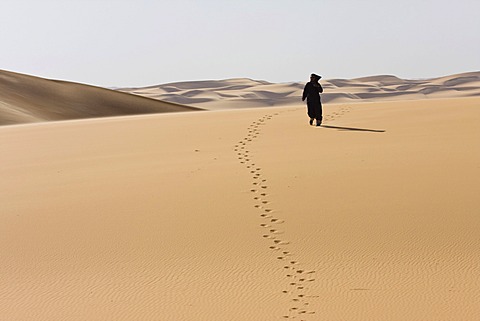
[0, 69, 201, 126]
[119, 71, 480, 109]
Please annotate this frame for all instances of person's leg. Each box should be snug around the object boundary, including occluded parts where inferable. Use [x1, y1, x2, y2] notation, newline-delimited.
[315, 103, 323, 126]
[307, 102, 315, 125]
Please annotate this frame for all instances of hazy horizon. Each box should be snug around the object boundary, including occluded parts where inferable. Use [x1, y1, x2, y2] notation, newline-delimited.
[1, 0, 479, 87]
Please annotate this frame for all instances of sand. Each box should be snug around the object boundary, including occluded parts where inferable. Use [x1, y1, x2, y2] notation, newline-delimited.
[1, 93, 480, 320]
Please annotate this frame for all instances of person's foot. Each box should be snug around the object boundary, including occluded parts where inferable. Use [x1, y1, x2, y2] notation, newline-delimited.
[309, 118, 314, 125]
[316, 121, 322, 127]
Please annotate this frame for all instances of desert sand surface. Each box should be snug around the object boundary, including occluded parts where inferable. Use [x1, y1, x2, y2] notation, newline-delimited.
[119, 71, 480, 109]
[0, 69, 200, 126]
[1, 95, 480, 320]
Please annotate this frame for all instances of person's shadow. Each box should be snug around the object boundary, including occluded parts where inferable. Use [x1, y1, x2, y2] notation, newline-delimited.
[321, 125, 385, 133]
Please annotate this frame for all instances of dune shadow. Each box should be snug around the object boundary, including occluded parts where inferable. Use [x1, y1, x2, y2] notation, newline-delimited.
[321, 125, 385, 133]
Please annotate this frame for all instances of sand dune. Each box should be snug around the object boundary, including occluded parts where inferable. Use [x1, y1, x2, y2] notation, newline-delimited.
[2, 70, 478, 126]
[0, 69, 200, 126]
[1, 95, 480, 320]
[119, 71, 480, 108]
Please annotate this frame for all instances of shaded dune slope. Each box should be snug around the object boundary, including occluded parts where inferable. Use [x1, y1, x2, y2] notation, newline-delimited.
[0, 70, 201, 126]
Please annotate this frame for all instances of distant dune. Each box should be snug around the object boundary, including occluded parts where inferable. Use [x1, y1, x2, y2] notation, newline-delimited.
[118, 71, 480, 109]
[1, 70, 479, 126]
[0, 69, 200, 126]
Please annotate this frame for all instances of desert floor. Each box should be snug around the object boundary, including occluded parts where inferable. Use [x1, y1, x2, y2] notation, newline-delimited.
[1, 97, 480, 320]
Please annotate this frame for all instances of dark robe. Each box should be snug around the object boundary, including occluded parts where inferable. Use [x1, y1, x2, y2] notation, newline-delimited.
[302, 81, 323, 120]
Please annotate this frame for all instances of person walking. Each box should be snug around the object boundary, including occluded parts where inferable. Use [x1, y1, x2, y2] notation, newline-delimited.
[302, 73, 323, 126]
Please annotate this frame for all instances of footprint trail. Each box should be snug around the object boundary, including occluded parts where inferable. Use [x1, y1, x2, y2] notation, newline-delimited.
[234, 105, 351, 321]
[234, 110, 317, 320]
[234, 106, 352, 319]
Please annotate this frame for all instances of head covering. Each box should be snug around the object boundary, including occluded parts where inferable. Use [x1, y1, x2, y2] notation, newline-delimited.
[311, 73, 321, 81]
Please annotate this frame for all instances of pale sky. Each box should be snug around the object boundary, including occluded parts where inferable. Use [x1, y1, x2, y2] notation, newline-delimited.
[1, 0, 479, 87]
